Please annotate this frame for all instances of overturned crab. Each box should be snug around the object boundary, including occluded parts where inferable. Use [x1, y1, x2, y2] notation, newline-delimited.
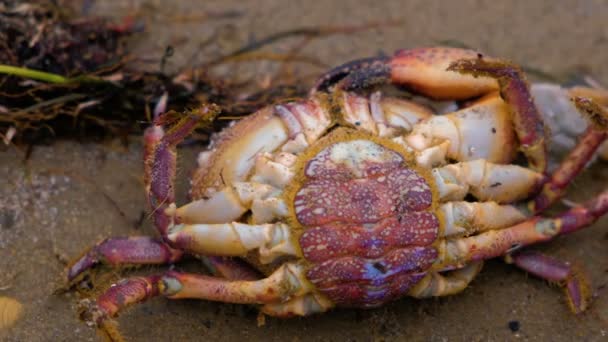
[68, 47, 608, 338]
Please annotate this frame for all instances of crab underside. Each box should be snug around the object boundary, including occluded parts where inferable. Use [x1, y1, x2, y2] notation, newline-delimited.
[66, 47, 608, 340]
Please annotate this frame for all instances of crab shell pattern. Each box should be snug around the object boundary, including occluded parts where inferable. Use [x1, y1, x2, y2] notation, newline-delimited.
[68, 48, 608, 334]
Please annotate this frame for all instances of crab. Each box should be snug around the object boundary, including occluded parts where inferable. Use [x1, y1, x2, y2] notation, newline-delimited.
[67, 47, 608, 340]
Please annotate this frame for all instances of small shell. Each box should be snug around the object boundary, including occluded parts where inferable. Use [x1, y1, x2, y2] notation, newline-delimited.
[0, 296, 23, 330]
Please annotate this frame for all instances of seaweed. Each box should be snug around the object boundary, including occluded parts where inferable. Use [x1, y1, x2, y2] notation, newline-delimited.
[0, 0, 398, 147]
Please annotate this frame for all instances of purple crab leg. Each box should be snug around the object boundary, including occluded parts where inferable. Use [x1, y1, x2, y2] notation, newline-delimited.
[67, 236, 262, 284]
[144, 104, 220, 237]
[200, 256, 264, 281]
[67, 237, 183, 283]
[509, 251, 592, 314]
[531, 97, 608, 212]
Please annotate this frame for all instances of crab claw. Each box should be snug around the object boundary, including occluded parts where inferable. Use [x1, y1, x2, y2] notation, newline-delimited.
[311, 55, 391, 94]
[311, 47, 498, 100]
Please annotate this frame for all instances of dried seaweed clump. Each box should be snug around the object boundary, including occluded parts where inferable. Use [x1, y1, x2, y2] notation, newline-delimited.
[0, 0, 140, 142]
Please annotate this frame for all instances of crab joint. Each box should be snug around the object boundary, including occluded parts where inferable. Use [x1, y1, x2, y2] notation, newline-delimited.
[167, 222, 301, 263]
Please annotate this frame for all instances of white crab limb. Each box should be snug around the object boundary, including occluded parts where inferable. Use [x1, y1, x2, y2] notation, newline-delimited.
[281, 133, 309, 153]
[250, 152, 296, 188]
[191, 110, 290, 197]
[233, 182, 289, 224]
[378, 94, 434, 131]
[432, 159, 543, 203]
[275, 98, 332, 152]
[342, 92, 433, 138]
[415, 140, 450, 168]
[215, 116, 288, 183]
[167, 222, 300, 264]
[168, 263, 312, 304]
[172, 187, 247, 224]
[406, 94, 517, 164]
[250, 197, 289, 224]
[440, 201, 528, 237]
[409, 262, 483, 298]
[342, 91, 378, 134]
[262, 293, 334, 316]
[175, 182, 289, 225]
[369, 91, 393, 137]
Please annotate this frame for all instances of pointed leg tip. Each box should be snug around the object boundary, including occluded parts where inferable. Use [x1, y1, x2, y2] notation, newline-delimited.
[565, 270, 593, 314]
[511, 251, 594, 314]
[78, 299, 125, 342]
[572, 96, 608, 131]
[66, 250, 99, 285]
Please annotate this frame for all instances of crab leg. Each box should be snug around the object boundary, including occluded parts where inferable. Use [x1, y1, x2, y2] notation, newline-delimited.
[81, 263, 311, 327]
[167, 222, 301, 264]
[199, 256, 263, 281]
[432, 159, 544, 203]
[409, 261, 483, 298]
[66, 236, 265, 283]
[67, 237, 183, 283]
[531, 97, 608, 212]
[440, 202, 528, 237]
[144, 104, 220, 237]
[507, 251, 592, 314]
[261, 293, 333, 317]
[443, 188, 608, 266]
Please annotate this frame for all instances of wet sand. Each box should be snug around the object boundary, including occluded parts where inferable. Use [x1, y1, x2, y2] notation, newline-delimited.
[1, 1, 608, 341]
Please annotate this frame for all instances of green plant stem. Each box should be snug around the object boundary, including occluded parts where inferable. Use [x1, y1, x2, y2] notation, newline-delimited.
[0, 65, 69, 83]
[0, 65, 109, 85]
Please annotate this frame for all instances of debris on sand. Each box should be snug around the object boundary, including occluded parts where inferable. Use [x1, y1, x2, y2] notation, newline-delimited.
[0, 296, 23, 329]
